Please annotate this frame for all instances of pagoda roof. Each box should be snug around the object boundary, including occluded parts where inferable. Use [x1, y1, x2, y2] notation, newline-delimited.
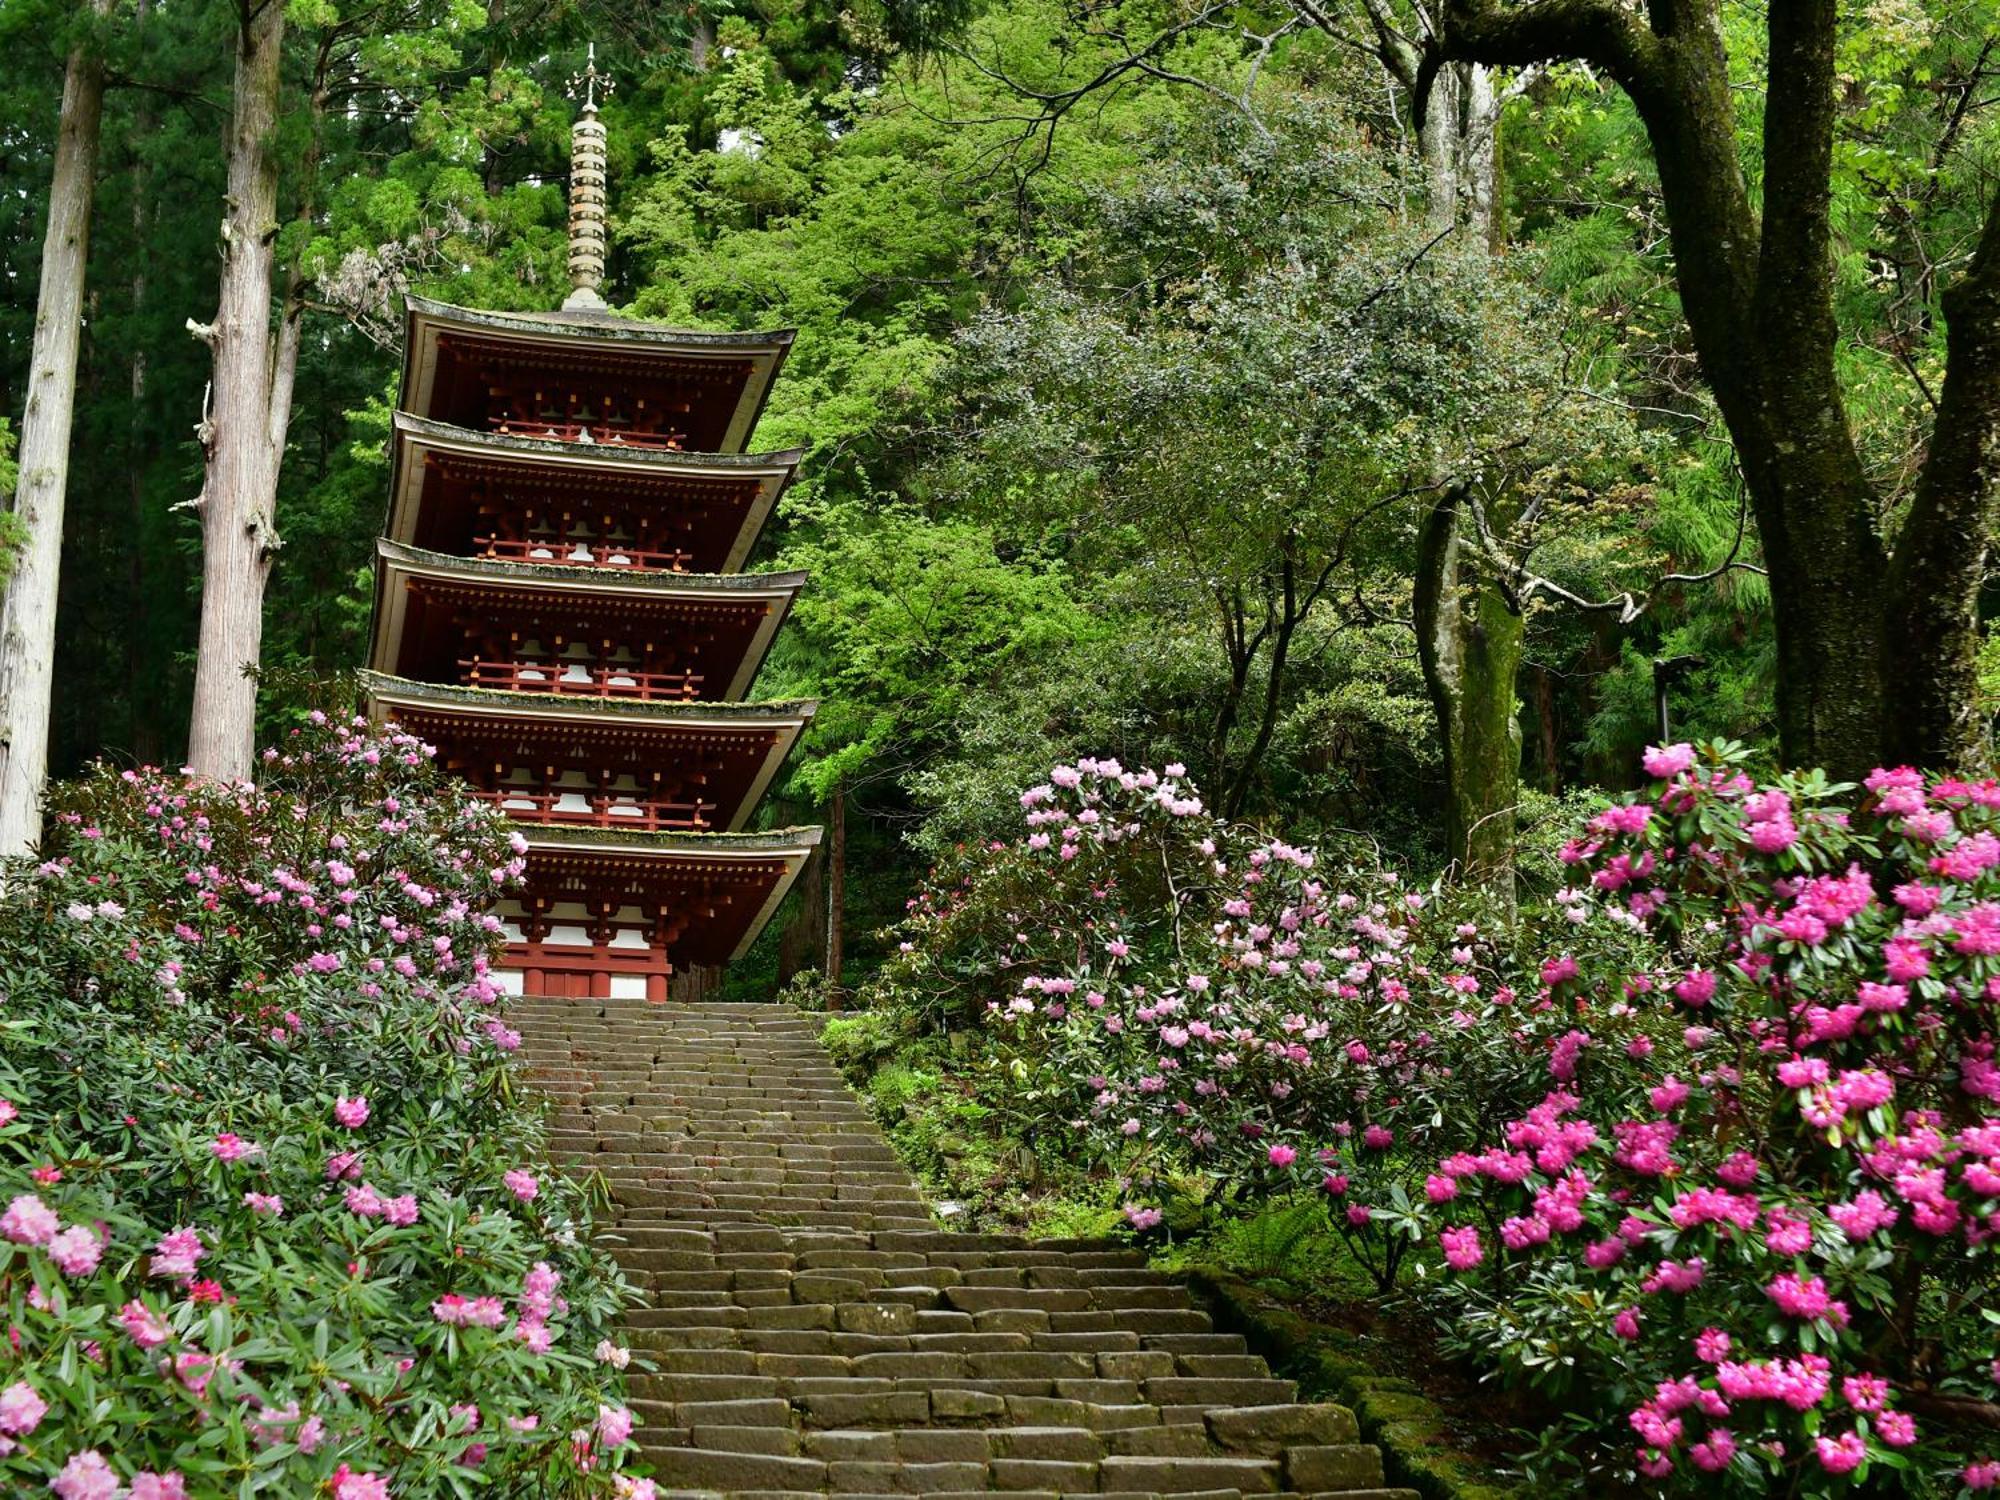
[369, 540, 806, 702]
[516, 824, 822, 964]
[399, 296, 795, 455]
[387, 414, 801, 575]
[361, 671, 815, 832]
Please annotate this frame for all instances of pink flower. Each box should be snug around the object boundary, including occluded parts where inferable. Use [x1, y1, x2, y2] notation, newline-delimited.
[1876, 1410, 1917, 1447]
[1, 1192, 59, 1246]
[1814, 1430, 1866, 1475]
[595, 1404, 634, 1449]
[1767, 1272, 1845, 1323]
[1124, 1204, 1162, 1230]
[1266, 1145, 1296, 1168]
[333, 1095, 370, 1129]
[0, 1380, 46, 1434]
[242, 1192, 284, 1216]
[209, 1132, 260, 1162]
[1648, 1077, 1690, 1113]
[131, 1475, 189, 1500]
[1694, 1327, 1731, 1362]
[1440, 1226, 1483, 1270]
[1643, 742, 1696, 779]
[1424, 1174, 1458, 1203]
[503, 1169, 539, 1202]
[1689, 1428, 1737, 1471]
[50, 1450, 122, 1500]
[1612, 1307, 1641, 1340]
[1361, 1125, 1393, 1150]
[1829, 1189, 1899, 1240]
[344, 1183, 385, 1219]
[1967, 1459, 2000, 1490]
[48, 1223, 102, 1278]
[120, 1299, 171, 1349]
[149, 1226, 203, 1282]
[1842, 1373, 1890, 1413]
[331, 1465, 391, 1500]
[383, 1194, 419, 1227]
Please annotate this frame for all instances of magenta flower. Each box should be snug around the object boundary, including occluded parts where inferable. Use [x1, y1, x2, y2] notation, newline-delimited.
[503, 1169, 539, 1202]
[333, 1094, 370, 1129]
[1439, 1226, 1482, 1270]
[1642, 742, 1695, 779]
[1814, 1430, 1866, 1474]
[1266, 1144, 1296, 1168]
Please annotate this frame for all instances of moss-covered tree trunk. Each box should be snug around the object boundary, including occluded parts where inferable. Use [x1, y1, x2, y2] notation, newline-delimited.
[1443, 0, 2000, 779]
[1416, 491, 1524, 911]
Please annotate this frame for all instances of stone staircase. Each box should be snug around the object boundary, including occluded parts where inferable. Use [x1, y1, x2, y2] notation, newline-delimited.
[513, 997, 1417, 1499]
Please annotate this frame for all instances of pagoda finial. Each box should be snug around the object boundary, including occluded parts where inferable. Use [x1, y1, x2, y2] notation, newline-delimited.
[562, 44, 615, 312]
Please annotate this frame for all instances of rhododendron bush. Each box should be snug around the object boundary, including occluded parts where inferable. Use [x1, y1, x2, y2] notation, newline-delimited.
[868, 749, 1998, 1493]
[0, 717, 645, 1495]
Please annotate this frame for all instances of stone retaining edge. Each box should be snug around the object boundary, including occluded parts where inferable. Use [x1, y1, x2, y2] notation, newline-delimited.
[1186, 1268, 1523, 1500]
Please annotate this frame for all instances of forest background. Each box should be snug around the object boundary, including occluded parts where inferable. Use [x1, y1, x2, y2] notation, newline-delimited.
[0, 0, 1994, 994]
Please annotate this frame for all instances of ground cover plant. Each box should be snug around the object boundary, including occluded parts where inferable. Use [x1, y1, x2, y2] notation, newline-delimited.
[0, 716, 649, 1496]
[858, 749, 2000, 1495]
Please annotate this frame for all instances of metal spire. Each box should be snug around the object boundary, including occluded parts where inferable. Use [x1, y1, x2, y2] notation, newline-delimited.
[562, 44, 615, 312]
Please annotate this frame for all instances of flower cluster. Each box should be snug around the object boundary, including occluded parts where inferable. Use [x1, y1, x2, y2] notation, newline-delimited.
[872, 746, 1998, 1492]
[0, 716, 640, 1493]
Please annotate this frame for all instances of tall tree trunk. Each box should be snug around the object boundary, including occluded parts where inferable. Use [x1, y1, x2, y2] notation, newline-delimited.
[187, 0, 292, 780]
[0, 0, 112, 857]
[127, 0, 156, 768]
[1416, 491, 1524, 913]
[1443, 0, 1999, 778]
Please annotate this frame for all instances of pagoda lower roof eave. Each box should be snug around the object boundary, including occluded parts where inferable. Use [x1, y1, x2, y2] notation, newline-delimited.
[514, 823, 823, 963]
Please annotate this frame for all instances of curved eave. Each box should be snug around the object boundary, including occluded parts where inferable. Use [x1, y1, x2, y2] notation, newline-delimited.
[398, 296, 796, 456]
[369, 539, 806, 700]
[360, 670, 815, 832]
[516, 824, 824, 962]
[386, 413, 801, 574]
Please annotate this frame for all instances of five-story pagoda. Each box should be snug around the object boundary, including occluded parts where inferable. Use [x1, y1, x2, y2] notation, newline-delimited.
[364, 61, 820, 1001]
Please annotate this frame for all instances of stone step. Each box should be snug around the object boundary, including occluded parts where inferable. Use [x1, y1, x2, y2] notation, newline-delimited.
[508, 996, 1403, 1498]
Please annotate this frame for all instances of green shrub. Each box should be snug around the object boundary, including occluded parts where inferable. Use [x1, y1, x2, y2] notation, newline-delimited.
[0, 716, 647, 1495]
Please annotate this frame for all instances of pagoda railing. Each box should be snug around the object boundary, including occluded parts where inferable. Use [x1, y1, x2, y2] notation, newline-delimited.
[474, 534, 696, 572]
[478, 787, 716, 831]
[460, 659, 706, 701]
[489, 417, 685, 450]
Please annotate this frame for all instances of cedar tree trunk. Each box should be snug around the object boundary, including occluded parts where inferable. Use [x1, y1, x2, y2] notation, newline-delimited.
[187, 0, 298, 780]
[0, 1, 112, 857]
